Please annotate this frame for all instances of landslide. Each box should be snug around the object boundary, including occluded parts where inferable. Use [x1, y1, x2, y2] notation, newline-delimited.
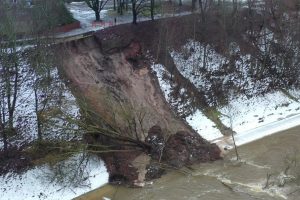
[57, 15, 229, 185]
[95, 14, 237, 135]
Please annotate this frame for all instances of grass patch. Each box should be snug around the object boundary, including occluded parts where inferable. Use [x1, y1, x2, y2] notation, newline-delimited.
[0, 0, 76, 38]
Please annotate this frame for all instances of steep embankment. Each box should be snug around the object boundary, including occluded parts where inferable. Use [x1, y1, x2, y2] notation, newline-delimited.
[58, 17, 221, 186]
[94, 14, 235, 135]
[60, 37, 188, 136]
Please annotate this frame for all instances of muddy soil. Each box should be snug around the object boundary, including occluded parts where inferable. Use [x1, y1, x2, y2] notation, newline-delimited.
[58, 16, 223, 185]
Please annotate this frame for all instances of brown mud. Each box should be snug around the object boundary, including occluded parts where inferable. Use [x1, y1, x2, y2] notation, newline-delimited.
[58, 14, 223, 186]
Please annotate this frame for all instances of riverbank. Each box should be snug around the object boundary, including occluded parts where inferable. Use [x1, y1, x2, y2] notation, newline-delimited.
[215, 112, 300, 154]
[73, 113, 300, 200]
[76, 124, 300, 200]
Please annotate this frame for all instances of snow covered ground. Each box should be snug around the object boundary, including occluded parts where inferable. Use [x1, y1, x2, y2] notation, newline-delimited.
[219, 91, 300, 134]
[60, 1, 192, 38]
[153, 39, 300, 148]
[214, 91, 300, 149]
[151, 63, 224, 141]
[0, 47, 109, 200]
[0, 154, 108, 200]
[186, 110, 224, 140]
[0, 60, 81, 149]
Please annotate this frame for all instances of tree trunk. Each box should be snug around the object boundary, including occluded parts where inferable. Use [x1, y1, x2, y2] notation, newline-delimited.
[0, 118, 8, 153]
[0, 98, 8, 154]
[132, 1, 137, 24]
[192, 0, 196, 11]
[119, 0, 123, 15]
[114, 0, 116, 10]
[151, 0, 155, 21]
[232, 0, 238, 16]
[8, 61, 18, 131]
[2, 130, 8, 154]
[125, 0, 129, 11]
[117, 0, 120, 13]
[199, 0, 206, 22]
[34, 86, 42, 141]
[95, 10, 100, 21]
[133, 12, 137, 24]
[179, 0, 182, 6]
[203, 44, 207, 69]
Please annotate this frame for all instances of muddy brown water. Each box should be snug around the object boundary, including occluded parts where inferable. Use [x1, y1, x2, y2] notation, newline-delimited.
[75, 126, 300, 200]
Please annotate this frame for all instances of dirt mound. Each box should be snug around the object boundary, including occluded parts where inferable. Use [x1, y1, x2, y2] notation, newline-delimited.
[163, 131, 221, 168]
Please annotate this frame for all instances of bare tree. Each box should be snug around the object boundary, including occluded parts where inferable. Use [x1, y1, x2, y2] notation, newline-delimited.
[0, 99, 7, 152]
[192, 0, 196, 10]
[29, 41, 55, 142]
[85, 0, 110, 21]
[0, 2, 20, 154]
[117, 0, 124, 15]
[198, 0, 213, 22]
[131, 0, 154, 24]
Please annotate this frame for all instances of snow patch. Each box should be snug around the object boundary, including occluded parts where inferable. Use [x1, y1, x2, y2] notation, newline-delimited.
[0, 154, 108, 200]
[186, 110, 223, 141]
[219, 91, 300, 133]
[154, 39, 300, 144]
[151, 63, 222, 141]
[170, 40, 227, 103]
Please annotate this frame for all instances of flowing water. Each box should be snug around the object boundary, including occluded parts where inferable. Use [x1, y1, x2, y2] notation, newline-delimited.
[76, 126, 300, 200]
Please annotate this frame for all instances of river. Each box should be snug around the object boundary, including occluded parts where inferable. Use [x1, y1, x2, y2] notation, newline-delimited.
[75, 126, 300, 200]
